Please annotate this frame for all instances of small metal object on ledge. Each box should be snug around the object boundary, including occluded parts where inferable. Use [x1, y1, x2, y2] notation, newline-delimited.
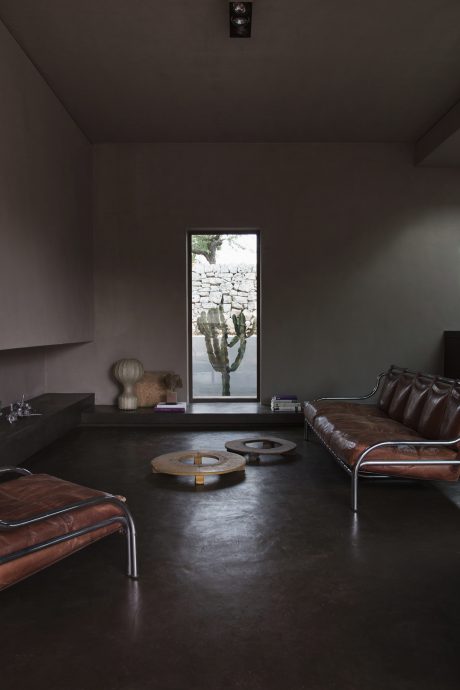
[3, 395, 43, 424]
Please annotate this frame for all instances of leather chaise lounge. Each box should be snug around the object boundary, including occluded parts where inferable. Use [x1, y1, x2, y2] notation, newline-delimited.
[0, 467, 138, 591]
[304, 366, 460, 512]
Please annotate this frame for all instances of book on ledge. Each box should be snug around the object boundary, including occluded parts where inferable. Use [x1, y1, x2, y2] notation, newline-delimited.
[271, 404, 302, 413]
[155, 402, 187, 413]
[270, 396, 301, 412]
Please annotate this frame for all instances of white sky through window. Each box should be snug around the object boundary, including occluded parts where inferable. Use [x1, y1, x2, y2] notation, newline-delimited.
[194, 234, 257, 265]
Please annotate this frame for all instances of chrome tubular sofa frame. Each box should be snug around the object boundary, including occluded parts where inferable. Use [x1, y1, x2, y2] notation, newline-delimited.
[304, 372, 385, 442]
[352, 439, 460, 513]
[304, 371, 460, 513]
[0, 467, 138, 578]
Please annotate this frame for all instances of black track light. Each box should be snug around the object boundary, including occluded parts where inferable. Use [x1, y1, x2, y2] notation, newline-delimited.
[229, 2, 252, 38]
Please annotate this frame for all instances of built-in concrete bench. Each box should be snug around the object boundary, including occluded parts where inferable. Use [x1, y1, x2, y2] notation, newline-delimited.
[0, 394, 94, 467]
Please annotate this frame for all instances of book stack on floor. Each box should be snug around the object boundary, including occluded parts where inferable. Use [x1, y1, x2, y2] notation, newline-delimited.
[271, 395, 301, 413]
[154, 402, 187, 413]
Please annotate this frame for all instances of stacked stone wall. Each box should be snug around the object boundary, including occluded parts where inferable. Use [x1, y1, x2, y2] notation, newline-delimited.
[191, 264, 257, 335]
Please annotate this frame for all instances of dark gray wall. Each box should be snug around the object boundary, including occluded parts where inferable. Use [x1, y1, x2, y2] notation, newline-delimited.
[0, 19, 93, 404]
[45, 143, 460, 404]
[0, 19, 93, 351]
[0, 348, 46, 408]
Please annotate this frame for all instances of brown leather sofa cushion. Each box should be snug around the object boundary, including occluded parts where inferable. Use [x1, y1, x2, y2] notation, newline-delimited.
[325, 418, 458, 480]
[387, 371, 415, 422]
[0, 474, 126, 591]
[402, 375, 433, 429]
[306, 402, 385, 445]
[304, 400, 385, 425]
[378, 366, 404, 412]
[417, 380, 453, 439]
[440, 386, 460, 444]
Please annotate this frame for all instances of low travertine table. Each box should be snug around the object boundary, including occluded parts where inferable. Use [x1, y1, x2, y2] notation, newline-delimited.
[225, 436, 297, 463]
[151, 449, 246, 485]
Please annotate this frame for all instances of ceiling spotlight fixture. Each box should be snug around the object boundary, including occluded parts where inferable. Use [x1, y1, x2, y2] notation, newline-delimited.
[229, 2, 252, 38]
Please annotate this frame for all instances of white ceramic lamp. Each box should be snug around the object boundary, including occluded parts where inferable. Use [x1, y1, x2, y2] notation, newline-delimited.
[114, 358, 144, 410]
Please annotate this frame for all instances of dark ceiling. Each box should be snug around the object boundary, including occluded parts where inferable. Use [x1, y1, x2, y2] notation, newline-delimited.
[1, 0, 460, 144]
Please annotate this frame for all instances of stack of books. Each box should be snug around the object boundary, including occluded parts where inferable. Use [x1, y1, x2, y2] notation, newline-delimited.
[155, 402, 187, 413]
[271, 395, 301, 413]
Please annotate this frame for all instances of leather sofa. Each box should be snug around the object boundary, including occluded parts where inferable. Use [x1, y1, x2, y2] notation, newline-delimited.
[304, 366, 460, 512]
[0, 467, 137, 591]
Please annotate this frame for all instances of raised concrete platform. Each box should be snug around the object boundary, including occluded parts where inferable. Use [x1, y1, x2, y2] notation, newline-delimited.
[81, 403, 303, 429]
[0, 394, 94, 466]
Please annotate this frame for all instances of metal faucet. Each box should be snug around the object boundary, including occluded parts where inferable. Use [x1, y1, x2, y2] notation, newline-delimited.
[3, 395, 42, 424]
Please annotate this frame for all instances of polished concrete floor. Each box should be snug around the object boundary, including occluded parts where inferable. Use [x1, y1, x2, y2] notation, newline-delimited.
[2, 427, 460, 690]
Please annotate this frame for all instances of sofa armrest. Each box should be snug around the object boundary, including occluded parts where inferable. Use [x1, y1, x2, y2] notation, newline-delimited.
[0, 494, 128, 531]
[351, 436, 460, 512]
[315, 372, 385, 403]
[0, 466, 32, 478]
[355, 436, 460, 470]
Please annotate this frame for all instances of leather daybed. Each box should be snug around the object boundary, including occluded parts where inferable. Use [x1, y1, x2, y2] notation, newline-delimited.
[304, 366, 460, 512]
[0, 467, 138, 591]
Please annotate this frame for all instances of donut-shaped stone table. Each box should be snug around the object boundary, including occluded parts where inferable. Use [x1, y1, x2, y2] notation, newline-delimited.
[151, 449, 246, 486]
[225, 436, 297, 463]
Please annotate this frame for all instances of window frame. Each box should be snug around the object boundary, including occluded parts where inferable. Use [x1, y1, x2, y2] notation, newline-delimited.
[187, 228, 260, 403]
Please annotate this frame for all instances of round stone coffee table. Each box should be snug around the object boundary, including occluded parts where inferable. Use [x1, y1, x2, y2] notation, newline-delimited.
[225, 436, 297, 463]
[151, 449, 245, 486]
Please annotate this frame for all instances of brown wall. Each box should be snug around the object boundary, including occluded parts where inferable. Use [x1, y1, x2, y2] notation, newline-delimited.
[0, 348, 46, 408]
[45, 143, 460, 404]
[2, 20, 459, 408]
[0, 20, 93, 403]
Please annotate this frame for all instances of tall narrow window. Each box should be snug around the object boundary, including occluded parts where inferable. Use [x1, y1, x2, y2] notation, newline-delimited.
[188, 231, 259, 401]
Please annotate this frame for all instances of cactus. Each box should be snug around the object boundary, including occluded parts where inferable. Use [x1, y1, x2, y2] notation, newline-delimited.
[197, 303, 256, 396]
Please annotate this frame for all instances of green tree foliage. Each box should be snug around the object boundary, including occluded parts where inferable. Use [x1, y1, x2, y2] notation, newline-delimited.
[192, 235, 223, 264]
[191, 234, 242, 264]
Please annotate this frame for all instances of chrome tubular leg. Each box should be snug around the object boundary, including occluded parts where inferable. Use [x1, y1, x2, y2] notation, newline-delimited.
[351, 467, 359, 513]
[117, 501, 138, 579]
[127, 518, 138, 579]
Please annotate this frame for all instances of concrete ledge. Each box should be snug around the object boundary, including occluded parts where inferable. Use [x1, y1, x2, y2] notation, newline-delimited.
[0, 393, 94, 466]
[81, 403, 303, 429]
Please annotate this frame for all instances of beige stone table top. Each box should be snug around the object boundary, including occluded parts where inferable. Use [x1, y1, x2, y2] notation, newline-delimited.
[151, 449, 246, 485]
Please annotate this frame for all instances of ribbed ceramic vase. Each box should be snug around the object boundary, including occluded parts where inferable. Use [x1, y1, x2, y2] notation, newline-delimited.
[113, 358, 144, 410]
